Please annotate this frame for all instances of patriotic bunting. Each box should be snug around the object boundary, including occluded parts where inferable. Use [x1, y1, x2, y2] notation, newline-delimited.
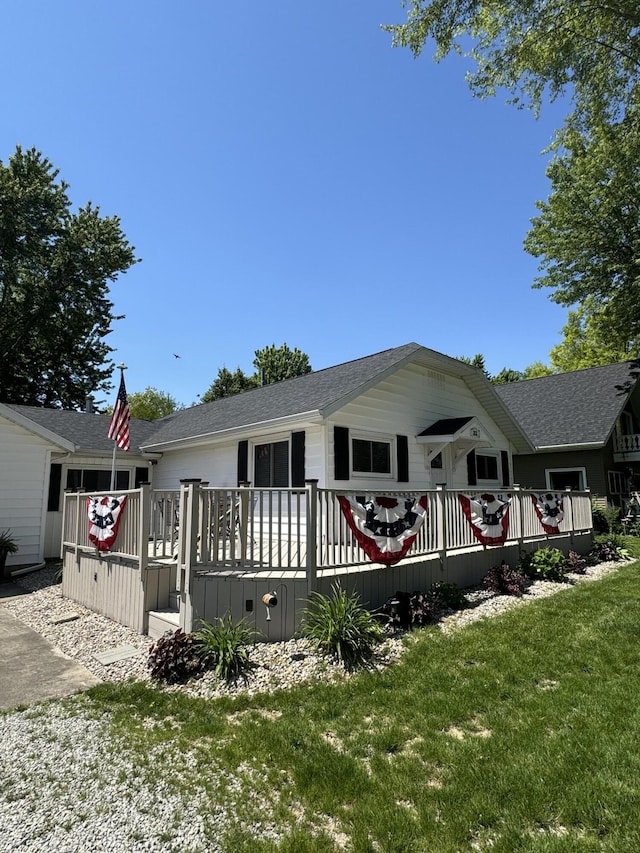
[532, 493, 564, 534]
[458, 493, 511, 546]
[337, 494, 428, 566]
[87, 495, 128, 552]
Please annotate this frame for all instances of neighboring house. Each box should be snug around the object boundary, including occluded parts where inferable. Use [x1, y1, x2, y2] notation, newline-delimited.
[495, 361, 640, 508]
[0, 342, 532, 567]
[0, 404, 159, 567]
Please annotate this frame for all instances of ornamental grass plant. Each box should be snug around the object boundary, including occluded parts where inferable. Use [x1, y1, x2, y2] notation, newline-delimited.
[302, 581, 384, 670]
[194, 614, 257, 682]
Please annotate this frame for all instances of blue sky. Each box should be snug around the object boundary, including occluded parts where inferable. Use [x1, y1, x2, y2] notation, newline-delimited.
[3, 1, 570, 408]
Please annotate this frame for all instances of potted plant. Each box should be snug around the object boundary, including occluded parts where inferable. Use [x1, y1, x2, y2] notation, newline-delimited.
[0, 529, 18, 582]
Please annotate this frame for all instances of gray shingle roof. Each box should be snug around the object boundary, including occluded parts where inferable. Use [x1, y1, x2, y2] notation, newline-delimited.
[495, 362, 639, 449]
[141, 343, 427, 448]
[3, 405, 159, 453]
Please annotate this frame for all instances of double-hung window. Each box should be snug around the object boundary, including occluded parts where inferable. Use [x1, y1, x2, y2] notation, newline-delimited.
[254, 440, 289, 487]
[475, 453, 498, 482]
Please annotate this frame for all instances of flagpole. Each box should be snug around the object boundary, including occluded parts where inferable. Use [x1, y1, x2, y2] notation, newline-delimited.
[110, 363, 127, 490]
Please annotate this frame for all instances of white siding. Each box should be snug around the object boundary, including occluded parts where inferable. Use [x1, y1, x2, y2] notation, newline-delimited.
[154, 425, 325, 490]
[327, 363, 513, 491]
[0, 416, 53, 566]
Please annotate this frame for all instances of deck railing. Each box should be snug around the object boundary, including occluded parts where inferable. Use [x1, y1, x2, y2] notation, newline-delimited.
[62, 481, 594, 578]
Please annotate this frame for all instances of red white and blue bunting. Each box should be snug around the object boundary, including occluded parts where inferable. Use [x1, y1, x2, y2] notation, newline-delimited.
[532, 493, 564, 534]
[87, 495, 128, 552]
[458, 493, 511, 546]
[337, 494, 428, 566]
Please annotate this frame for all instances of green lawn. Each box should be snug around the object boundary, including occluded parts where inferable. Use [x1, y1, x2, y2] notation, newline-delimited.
[84, 559, 640, 852]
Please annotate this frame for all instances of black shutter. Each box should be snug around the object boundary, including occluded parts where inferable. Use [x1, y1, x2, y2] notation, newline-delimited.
[466, 449, 477, 486]
[501, 450, 510, 487]
[291, 431, 305, 487]
[237, 440, 248, 485]
[334, 426, 350, 480]
[135, 467, 148, 488]
[47, 464, 62, 511]
[397, 435, 409, 482]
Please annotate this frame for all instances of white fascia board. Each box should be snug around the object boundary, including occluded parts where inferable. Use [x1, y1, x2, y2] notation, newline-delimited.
[141, 411, 323, 452]
[0, 403, 76, 451]
[535, 442, 604, 452]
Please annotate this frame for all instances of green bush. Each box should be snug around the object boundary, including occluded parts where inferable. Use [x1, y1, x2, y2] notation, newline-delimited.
[519, 547, 567, 582]
[430, 581, 467, 610]
[591, 501, 622, 534]
[589, 536, 631, 563]
[303, 582, 384, 670]
[147, 629, 204, 684]
[195, 614, 257, 682]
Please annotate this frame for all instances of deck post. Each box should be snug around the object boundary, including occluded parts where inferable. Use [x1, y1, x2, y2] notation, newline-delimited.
[512, 484, 524, 548]
[305, 479, 318, 595]
[565, 487, 574, 546]
[178, 478, 201, 632]
[435, 483, 447, 576]
[239, 481, 251, 562]
[138, 482, 150, 573]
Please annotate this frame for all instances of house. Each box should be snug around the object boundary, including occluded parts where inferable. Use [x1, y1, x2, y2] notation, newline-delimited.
[141, 341, 531, 491]
[1, 342, 533, 569]
[495, 361, 640, 508]
[0, 403, 160, 568]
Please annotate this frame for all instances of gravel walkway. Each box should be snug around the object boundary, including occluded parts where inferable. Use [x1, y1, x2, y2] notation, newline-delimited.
[0, 559, 625, 852]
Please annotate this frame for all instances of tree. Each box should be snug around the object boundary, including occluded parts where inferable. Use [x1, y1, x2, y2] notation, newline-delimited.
[201, 367, 259, 403]
[492, 367, 525, 384]
[253, 343, 312, 385]
[384, 1, 640, 125]
[548, 300, 637, 372]
[0, 146, 138, 408]
[385, 2, 640, 329]
[525, 102, 640, 349]
[201, 344, 313, 402]
[125, 387, 182, 420]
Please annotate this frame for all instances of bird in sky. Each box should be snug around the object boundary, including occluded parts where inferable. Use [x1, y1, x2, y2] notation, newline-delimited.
[173, 353, 181, 359]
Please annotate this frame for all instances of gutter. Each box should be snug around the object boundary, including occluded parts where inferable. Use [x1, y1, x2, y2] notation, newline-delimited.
[8, 561, 47, 579]
[535, 442, 603, 452]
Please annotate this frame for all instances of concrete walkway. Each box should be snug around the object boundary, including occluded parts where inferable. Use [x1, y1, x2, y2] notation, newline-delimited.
[0, 582, 100, 711]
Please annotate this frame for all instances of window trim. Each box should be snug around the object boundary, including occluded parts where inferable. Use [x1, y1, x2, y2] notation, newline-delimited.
[251, 435, 291, 488]
[350, 431, 394, 480]
[475, 451, 500, 484]
[545, 467, 587, 492]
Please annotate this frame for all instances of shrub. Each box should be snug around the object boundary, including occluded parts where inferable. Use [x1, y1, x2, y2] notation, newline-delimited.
[195, 614, 256, 682]
[589, 536, 631, 563]
[381, 590, 438, 630]
[565, 550, 587, 574]
[519, 547, 567, 582]
[482, 561, 527, 596]
[430, 581, 467, 610]
[591, 501, 622, 534]
[147, 629, 204, 684]
[303, 582, 384, 670]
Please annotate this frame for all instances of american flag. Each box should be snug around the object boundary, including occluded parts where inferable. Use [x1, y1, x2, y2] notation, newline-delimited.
[107, 372, 130, 451]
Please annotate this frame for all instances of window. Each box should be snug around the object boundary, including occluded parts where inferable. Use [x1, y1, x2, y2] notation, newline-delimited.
[608, 470, 626, 495]
[352, 438, 391, 475]
[254, 441, 289, 487]
[545, 468, 586, 491]
[66, 469, 130, 492]
[476, 453, 498, 481]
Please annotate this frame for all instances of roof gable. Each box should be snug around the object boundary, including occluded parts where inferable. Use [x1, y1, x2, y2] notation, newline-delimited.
[495, 362, 640, 449]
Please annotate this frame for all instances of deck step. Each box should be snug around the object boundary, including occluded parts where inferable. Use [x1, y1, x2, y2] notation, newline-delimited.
[147, 608, 180, 640]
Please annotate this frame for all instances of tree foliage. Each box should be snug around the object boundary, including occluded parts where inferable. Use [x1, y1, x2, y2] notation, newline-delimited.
[548, 300, 637, 372]
[386, 2, 640, 350]
[201, 344, 312, 402]
[253, 343, 312, 385]
[384, 1, 640, 124]
[525, 101, 640, 348]
[0, 146, 138, 408]
[125, 387, 182, 420]
[201, 367, 259, 403]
